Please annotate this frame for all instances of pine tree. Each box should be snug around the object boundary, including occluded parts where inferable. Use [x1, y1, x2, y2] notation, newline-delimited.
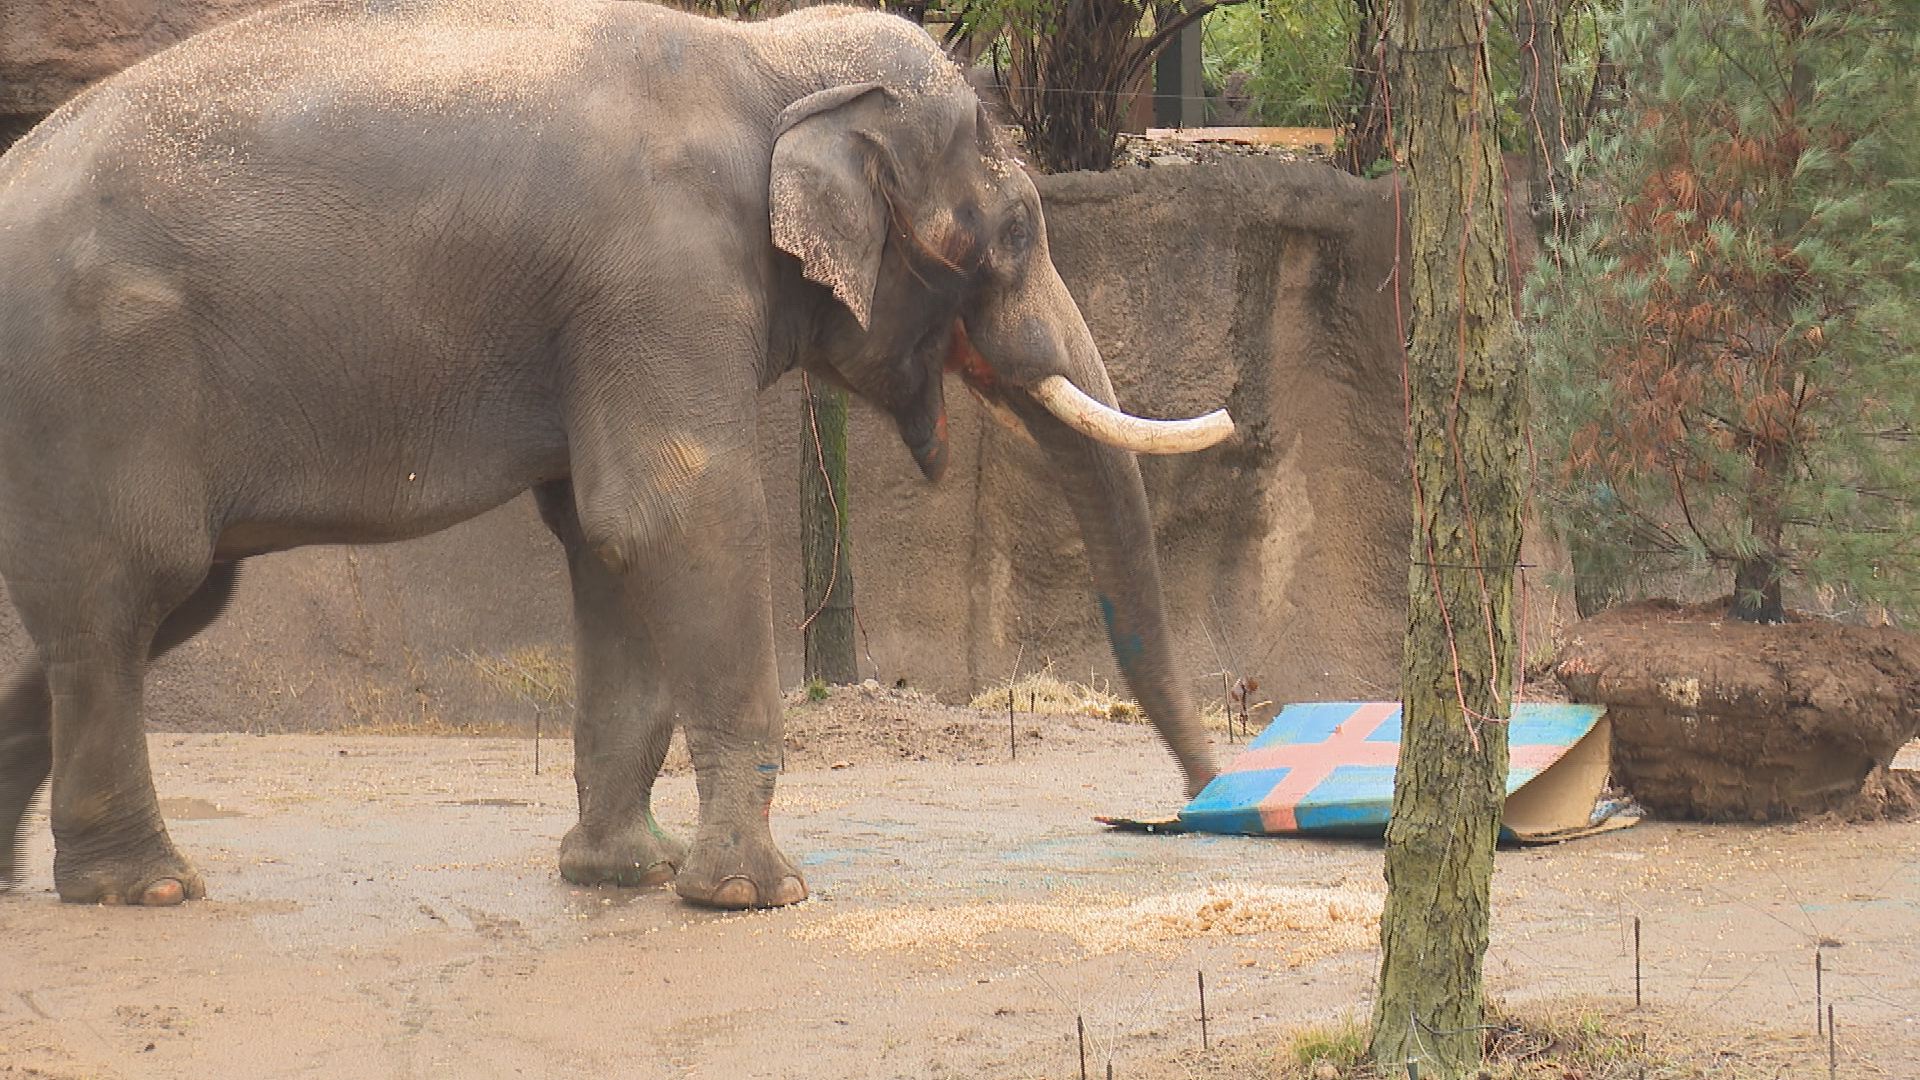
[1529, 0, 1920, 623]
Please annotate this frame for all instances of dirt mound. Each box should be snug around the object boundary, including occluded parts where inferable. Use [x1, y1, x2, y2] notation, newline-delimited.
[1556, 599, 1920, 821]
[778, 681, 1012, 769]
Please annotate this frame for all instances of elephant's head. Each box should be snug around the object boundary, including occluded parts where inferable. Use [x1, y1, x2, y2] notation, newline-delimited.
[767, 21, 1228, 797]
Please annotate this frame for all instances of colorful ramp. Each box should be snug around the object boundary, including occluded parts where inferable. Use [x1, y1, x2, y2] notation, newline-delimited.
[1176, 701, 1630, 842]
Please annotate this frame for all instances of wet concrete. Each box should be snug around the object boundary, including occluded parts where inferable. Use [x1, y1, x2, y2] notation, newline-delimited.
[3, 730, 1916, 1078]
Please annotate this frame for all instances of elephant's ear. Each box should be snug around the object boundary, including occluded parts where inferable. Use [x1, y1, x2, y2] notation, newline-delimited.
[771, 83, 894, 330]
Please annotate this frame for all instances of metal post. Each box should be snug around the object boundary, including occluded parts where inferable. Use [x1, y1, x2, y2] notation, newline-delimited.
[1816, 947, 1824, 1035]
[1078, 1016, 1088, 1080]
[1633, 916, 1642, 1008]
[1009, 688, 1016, 761]
[1198, 970, 1209, 1050]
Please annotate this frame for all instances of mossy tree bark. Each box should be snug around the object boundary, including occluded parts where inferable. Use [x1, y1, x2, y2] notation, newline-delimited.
[801, 379, 857, 684]
[1369, 0, 1525, 1075]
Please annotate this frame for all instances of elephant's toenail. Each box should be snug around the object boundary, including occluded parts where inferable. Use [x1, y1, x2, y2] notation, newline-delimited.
[771, 876, 809, 906]
[711, 877, 759, 909]
[140, 879, 187, 906]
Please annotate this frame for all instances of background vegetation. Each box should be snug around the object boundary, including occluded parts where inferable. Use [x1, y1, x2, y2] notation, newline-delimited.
[1526, 0, 1920, 622]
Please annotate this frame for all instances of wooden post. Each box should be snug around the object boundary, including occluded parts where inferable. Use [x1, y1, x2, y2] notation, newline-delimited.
[801, 377, 857, 685]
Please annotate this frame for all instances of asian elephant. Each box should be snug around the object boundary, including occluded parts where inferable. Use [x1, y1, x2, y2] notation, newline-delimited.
[0, 0, 1230, 909]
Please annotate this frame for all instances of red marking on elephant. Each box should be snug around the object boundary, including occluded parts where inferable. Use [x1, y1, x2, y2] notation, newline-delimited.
[943, 321, 996, 392]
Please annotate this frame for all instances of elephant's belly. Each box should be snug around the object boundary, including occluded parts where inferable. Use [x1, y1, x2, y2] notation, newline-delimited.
[212, 460, 564, 559]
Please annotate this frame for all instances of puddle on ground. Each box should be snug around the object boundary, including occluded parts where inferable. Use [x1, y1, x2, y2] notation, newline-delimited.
[159, 796, 245, 820]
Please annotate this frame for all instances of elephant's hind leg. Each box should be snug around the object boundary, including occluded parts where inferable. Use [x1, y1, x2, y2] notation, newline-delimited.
[2, 560, 240, 903]
[1, 562, 242, 895]
[0, 668, 52, 892]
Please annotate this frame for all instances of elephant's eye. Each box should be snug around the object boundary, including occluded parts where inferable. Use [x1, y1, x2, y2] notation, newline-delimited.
[1003, 217, 1031, 253]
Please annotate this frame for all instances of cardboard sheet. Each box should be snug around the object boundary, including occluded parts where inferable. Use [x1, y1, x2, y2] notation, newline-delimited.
[1157, 702, 1636, 842]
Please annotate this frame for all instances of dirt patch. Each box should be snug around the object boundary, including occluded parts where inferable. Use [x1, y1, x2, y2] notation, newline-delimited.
[1556, 598, 1920, 822]
[1111, 129, 1320, 169]
[5, 713, 1918, 1078]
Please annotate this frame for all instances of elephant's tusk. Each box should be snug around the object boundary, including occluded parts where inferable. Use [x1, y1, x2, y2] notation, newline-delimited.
[1030, 375, 1234, 454]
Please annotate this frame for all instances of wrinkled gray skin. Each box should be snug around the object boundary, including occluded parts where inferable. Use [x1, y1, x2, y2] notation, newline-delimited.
[0, 0, 1217, 909]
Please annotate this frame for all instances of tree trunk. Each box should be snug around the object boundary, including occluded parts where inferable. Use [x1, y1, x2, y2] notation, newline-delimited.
[1513, 0, 1572, 241]
[801, 379, 858, 684]
[1726, 19, 1808, 628]
[1369, 0, 1525, 1076]
[1337, 0, 1392, 175]
[1515, 1, 1609, 616]
[1732, 442, 1788, 623]
[1570, 547, 1623, 617]
[1731, 554, 1785, 624]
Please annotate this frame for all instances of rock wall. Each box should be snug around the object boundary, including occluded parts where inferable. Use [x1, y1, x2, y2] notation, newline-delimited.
[0, 0, 277, 124]
[0, 5, 1575, 732]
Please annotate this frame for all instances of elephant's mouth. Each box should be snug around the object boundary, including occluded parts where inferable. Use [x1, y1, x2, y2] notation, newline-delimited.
[943, 321, 1031, 444]
[940, 320, 1233, 458]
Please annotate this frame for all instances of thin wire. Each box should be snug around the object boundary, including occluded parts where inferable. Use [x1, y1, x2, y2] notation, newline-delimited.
[797, 372, 845, 636]
[992, 84, 1264, 103]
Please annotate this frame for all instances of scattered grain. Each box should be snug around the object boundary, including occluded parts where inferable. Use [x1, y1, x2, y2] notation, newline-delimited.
[793, 882, 1382, 966]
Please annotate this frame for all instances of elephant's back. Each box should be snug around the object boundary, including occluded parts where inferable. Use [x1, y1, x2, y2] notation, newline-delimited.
[0, 0, 663, 201]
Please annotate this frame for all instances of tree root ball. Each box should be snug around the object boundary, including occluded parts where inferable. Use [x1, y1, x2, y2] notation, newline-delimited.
[1555, 599, 1920, 822]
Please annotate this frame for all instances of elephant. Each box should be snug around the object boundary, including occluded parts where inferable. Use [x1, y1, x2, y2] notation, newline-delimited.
[0, 0, 1231, 909]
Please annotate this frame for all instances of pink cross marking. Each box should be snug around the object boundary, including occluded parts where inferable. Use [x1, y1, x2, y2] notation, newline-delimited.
[1232, 703, 1568, 833]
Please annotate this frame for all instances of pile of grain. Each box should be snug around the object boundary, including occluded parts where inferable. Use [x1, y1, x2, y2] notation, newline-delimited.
[794, 883, 1381, 966]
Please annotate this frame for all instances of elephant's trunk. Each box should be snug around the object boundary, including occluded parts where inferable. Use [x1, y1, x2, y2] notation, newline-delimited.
[964, 285, 1222, 797]
[1010, 390, 1219, 797]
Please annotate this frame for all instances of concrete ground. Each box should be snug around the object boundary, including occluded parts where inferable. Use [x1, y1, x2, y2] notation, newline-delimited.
[3, 726, 1916, 1079]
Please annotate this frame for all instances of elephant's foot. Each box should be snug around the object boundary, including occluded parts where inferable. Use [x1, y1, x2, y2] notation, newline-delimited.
[53, 833, 205, 906]
[672, 827, 808, 910]
[559, 815, 688, 888]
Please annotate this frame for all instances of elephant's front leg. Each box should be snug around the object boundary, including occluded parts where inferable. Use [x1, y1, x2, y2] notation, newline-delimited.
[536, 481, 688, 887]
[659, 529, 805, 910]
[673, 642, 807, 909]
[536, 475, 805, 909]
